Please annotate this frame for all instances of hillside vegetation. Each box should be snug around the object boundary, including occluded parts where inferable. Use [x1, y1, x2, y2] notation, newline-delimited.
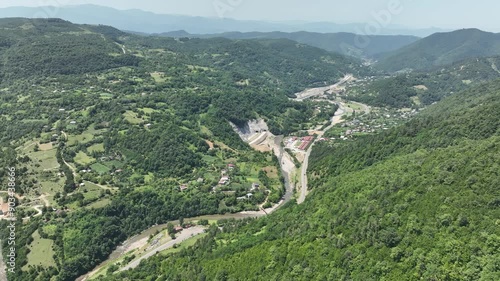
[161, 30, 420, 59]
[0, 18, 139, 80]
[0, 18, 368, 281]
[349, 56, 500, 108]
[96, 80, 500, 281]
[377, 29, 500, 72]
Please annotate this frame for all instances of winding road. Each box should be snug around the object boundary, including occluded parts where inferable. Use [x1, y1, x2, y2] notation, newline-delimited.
[76, 76, 364, 280]
[119, 226, 206, 272]
[294, 75, 354, 204]
[297, 103, 347, 204]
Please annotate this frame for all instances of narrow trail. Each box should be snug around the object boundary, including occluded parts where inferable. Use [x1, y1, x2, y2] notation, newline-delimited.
[60, 131, 78, 178]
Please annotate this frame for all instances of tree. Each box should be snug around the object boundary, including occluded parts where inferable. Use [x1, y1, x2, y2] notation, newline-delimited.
[167, 223, 175, 235]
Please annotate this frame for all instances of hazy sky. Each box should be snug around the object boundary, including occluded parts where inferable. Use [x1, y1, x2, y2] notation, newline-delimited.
[0, 0, 498, 31]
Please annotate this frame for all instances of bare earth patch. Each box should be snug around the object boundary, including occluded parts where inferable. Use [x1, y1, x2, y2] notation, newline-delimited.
[38, 142, 53, 151]
[205, 140, 215, 149]
[414, 85, 428, 91]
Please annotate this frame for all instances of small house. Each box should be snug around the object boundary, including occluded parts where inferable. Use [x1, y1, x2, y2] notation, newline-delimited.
[218, 176, 230, 185]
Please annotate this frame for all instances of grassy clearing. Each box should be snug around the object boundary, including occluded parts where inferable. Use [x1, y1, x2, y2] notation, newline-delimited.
[90, 163, 111, 174]
[411, 96, 422, 106]
[80, 181, 103, 200]
[139, 108, 158, 114]
[74, 151, 96, 166]
[100, 93, 114, 100]
[345, 102, 364, 111]
[86, 198, 111, 209]
[145, 173, 155, 183]
[263, 166, 279, 179]
[67, 132, 95, 146]
[87, 124, 108, 136]
[30, 149, 59, 171]
[150, 72, 170, 83]
[24, 230, 56, 269]
[103, 160, 124, 169]
[40, 179, 64, 198]
[87, 143, 105, 153]
[42, 225, 57, 236]
[123, 110, 143, 124]
[161, 233, 208, 256]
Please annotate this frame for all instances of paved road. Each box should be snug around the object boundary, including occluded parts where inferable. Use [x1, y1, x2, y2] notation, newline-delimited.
[77, 76, 357, 280]
[297, 103, 347, 204]
[294, 74, 353, 101]
[119, 226, 206, 272]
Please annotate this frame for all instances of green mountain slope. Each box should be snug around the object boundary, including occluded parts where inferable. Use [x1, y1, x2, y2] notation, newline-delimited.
[0, 19, 368, 281]
[349, 56, 500, 108]
[0, 18, 139, 80]
[96, 80, 500, 280]
[377, 29, 500, 72]
[129, 35, 364, 96]
[161, 31, 420, 59]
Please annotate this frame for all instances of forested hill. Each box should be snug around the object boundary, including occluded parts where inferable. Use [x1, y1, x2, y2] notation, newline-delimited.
[0, 18, 365, 92]
[0, 18, 139, 80]
[0, 19, 370, 281]
[377, 28, 500, 72]
[97, 79, 500, 280]
[160, 30, 420, 59]
[349, 56, 500, 108]
[127, 35, 365, 94]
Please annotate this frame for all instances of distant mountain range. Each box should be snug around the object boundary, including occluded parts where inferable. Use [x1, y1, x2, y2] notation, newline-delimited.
[377, 28, 500, 72]
[0, 4, 447, 37]
[160, 31, 420, 59]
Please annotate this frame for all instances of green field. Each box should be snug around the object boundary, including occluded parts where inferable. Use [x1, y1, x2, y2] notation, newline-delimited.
[80, 181, 103, 200]
[160, 233, 208, 256]
[86, 198, 112, 209]
[67, 132, 95, 146]
[87, 143, 105, 153]
[100, 93, 114, 99]
[123, 110, 144, 124]
[103, 160, 124, 169]
[145, 172, 155, 183]
[150, 72, 170, 83]
[24, 230, 56, 269]
[74, 151, 96, 165]
[40, 179, 64, 198]
[42, 225, 57, 236]
[30, 149, 59, 171]
[139, 107, 158, 114]
[91, 163, 111, 174]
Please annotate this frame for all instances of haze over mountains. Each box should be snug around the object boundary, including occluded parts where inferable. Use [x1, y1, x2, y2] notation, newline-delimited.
[2, 4, 498, 67]
[0, 4, 447, 36]
[162, 31, 420, 59]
